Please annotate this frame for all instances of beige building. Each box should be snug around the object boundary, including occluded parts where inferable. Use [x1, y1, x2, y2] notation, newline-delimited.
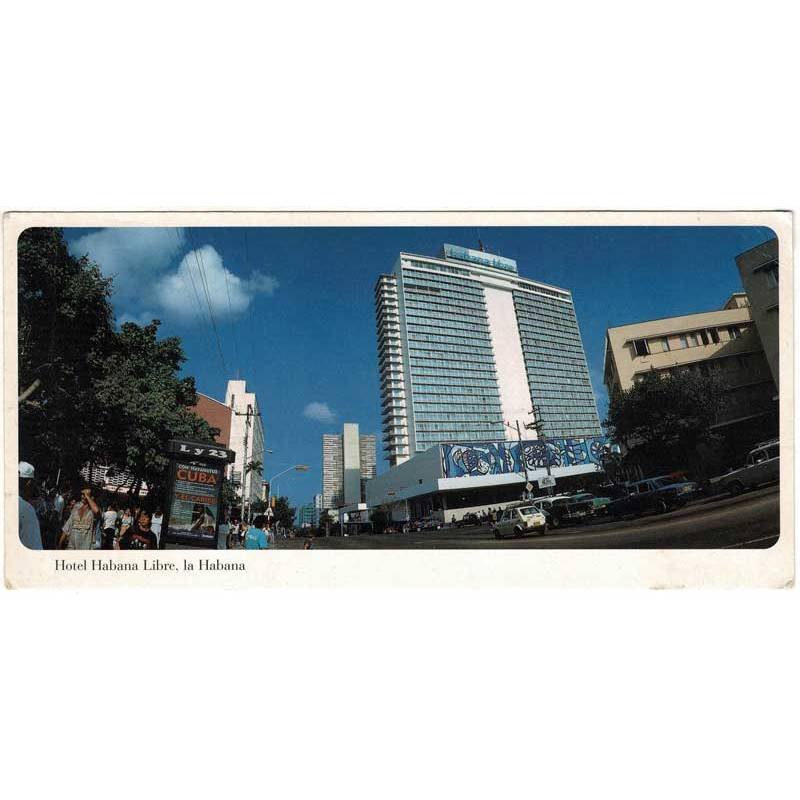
[604, 293, 776, 431]
[736, 238, 779, 388]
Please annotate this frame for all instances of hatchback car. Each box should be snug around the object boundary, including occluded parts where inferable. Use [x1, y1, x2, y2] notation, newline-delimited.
[492, 505, 548, 539]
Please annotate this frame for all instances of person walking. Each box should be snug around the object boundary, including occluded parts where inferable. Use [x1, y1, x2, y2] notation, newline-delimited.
[101, 502, 118, 550]
[244, 515, 270, 550]
[151, 506, 164, 547]
[59, 487, 100, 550]
[118, 509, 158, 550]
[18, 462, 43, 550]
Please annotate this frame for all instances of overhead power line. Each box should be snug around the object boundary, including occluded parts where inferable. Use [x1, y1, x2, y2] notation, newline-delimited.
[187, 228, 227, 374]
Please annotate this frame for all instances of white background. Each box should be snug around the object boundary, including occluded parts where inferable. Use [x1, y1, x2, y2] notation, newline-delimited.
[1, 2, 797, 799]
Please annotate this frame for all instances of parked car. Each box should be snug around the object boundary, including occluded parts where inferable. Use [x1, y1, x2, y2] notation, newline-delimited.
[710, 439, 780, 496]
[492, 504, 548, 539]
[605, 475, 696, 519]
[530, 494, 594, 529]
[416, 516, 443, 531]
[455, 512, 481, 528]
[571, 492, 612, 516]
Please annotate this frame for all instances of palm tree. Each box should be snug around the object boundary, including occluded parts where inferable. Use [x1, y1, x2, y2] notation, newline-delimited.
[244, 459, 263, 477]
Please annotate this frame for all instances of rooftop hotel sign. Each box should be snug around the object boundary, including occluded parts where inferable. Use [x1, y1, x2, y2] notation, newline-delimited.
[441, 243, 518, 273]
[162, 439, 236, 549]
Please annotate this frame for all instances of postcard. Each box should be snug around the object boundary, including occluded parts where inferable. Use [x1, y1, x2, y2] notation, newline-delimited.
[3, 211, 792, 587]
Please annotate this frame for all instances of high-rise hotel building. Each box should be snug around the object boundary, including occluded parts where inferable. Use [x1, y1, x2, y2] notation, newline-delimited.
[375, 244, 601, 466]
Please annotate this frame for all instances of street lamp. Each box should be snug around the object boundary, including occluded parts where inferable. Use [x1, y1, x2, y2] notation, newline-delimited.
[267, 464, 309, 509]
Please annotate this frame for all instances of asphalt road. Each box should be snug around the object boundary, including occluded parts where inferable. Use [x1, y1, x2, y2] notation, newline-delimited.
[276, 485, 780, 549]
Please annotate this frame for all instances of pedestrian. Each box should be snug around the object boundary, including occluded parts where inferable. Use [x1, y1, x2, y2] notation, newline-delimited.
[18, 461, 43, 550]
[217, 515, 230, 550]
[119, 506, 134, 537]
[303, 538, 313, 550]
[244, 515, 270, 550]
[54, 489, 65, 522]
[151, 506, 164, 547]
[59, 486, 101, 550]
[118, 509, 159, 550]
[101, 502, 118, 550]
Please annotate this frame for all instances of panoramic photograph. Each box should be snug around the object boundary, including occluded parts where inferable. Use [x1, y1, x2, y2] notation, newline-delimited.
[16, 224, 780, 550]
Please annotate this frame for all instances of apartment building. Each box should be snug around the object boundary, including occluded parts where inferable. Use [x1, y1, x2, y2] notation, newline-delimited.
[736, 237, 779, 388]
[604, 293, 777, 431]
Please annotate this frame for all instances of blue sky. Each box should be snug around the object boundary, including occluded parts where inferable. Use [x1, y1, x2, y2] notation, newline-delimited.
[64, 224, 774, 509]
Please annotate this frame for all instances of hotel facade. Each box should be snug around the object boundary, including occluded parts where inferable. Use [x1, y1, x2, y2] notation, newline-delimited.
[370, 244, 605, 521]
[375, 244, 601, 467]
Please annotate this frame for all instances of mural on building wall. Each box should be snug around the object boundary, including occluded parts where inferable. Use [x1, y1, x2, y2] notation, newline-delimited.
[441, 436, 608, 479]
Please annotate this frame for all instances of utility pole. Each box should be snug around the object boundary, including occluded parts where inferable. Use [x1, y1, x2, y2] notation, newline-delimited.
[527, 405, 553, 496]
[515, 419, 531, 501]
[233, 403, 262, 523]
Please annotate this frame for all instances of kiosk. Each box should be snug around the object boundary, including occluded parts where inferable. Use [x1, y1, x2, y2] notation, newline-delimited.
[162, 439, 235, 549]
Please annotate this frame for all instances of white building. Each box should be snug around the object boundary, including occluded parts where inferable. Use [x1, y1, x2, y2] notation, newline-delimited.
[321, 423, 377, 509]
[224, 379, 265, 506]
[375, 244, 601, 466]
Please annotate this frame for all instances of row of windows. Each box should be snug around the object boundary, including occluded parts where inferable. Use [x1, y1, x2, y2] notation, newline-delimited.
[404, 287, 485, 308]
[404, 259, 472, 278]
[413, 385, 501, 399]
[409, 341, 495, 357]
[409, 358, 497, 373]
[514, 296, 577, 324]
[407, 319, 492, 337]
[517, 320, 581, 342]
[631, 324, 749, 356]
[407, 332, 496, 350]
[404, 302, 489, 324]
[520, 340, 587, 358]
[409, 352, 497, 368]
[514, 293, 576, 312]
[414, 402, 500, 421]
[513, 283, 570, 301]
[403, 271, 485, 297]
[410, 370, 499, 384]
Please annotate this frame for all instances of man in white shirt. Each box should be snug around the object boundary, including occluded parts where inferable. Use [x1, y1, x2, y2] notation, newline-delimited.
[101, 503, 119, 549]
[18, 462, 43, 550]
[151, 507, 164, 547]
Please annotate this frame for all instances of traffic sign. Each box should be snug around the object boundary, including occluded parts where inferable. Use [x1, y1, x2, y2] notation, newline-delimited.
[539, 475, 556, 489]
[525, 482, 533, 492]
[265, 507, 274, 518]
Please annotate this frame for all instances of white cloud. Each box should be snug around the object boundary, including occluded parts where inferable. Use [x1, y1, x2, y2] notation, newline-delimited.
[69, 228, 186, 298]
[303, 402, 336, 423]
[155, 245, 279, 321]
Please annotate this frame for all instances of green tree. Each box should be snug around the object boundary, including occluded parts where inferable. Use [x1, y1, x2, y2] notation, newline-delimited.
[272, 496, 296, 529]
[18, 228, 115, 485]
[93, 320, 215, 500]
[605, 370, 725, 474]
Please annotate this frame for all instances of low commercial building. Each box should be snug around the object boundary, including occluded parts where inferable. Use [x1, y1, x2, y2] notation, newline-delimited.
[603, 292, 778, 465]
[736, 237, 779, 388]
[190, 392, 233, 447]
[365, 434, 608, 522]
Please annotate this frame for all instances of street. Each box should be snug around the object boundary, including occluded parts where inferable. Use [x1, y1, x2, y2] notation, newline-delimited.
[275, 485, 780, 549]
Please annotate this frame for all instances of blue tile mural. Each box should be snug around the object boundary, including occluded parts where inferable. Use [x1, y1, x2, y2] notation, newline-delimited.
[440, 437, 608, 478]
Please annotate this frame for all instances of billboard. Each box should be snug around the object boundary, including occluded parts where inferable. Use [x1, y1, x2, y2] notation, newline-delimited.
[441, 243, 518, 273]
[162, 439, 235, 548]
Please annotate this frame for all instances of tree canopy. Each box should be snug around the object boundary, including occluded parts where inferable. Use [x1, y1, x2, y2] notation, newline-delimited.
[18, 228, 114, 482]
[93, 320, 215, 498]
[18, 227, 214, 499]
[605, 370, 725, 473]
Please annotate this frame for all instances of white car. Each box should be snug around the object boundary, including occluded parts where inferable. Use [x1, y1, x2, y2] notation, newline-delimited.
[492, 505, 548, 539]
